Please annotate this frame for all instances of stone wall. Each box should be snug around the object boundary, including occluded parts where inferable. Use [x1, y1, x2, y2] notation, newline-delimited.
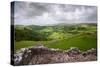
[13, 45, 97, 65]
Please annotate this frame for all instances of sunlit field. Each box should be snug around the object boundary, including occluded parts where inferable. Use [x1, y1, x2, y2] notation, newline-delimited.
[14, 23, 97, 52]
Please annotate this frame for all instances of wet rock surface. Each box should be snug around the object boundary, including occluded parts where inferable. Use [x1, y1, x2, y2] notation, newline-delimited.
[13, 45, 97, 65]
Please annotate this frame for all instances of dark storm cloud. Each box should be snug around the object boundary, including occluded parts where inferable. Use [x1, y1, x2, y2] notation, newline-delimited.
[12, 1, 97, 25]
[14, 1, 49, 18]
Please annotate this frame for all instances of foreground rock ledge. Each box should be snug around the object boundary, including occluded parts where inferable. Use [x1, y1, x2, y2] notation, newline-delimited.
[13, 45, 97, 65]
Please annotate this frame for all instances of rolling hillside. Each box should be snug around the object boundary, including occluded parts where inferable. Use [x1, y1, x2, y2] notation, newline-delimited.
[14, 23, 97, 52]
[45, 32, 97, 51]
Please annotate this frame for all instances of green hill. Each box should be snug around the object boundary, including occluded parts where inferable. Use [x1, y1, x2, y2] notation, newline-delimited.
[14, 23, 97, 52]
[45, 32, 97, 51]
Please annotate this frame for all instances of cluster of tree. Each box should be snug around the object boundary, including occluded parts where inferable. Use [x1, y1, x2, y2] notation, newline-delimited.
[15, 25, 65, 41]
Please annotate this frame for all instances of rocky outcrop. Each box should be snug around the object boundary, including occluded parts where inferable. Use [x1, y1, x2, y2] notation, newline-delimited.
[13, 45, 97, 66]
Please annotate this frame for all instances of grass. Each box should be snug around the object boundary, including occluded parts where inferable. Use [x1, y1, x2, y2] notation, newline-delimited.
[46, 33, 97, 51]
[14, 40, 50, 51]
[14, 41, 36, 51]
[14, 24, 97, 52]
[15, 32, 97, 52]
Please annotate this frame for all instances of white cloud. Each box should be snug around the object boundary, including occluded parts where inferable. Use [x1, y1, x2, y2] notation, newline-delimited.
[32, 12, 58, 25]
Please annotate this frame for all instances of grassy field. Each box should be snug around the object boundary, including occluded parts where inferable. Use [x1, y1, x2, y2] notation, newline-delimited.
[45, 33, 97, 51]
[14, 23, 97, 52]
[14, 41, 50, 51]
[15, 32, 97, 52]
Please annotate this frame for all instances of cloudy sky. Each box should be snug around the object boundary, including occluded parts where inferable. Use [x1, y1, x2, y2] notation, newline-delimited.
[12, 1, 97, 26]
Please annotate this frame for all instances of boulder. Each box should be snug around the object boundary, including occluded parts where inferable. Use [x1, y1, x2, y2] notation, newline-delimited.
[67, 47, 81, 57]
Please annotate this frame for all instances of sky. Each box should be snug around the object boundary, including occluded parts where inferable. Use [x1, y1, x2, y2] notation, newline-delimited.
[11, 1, 97, 26]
